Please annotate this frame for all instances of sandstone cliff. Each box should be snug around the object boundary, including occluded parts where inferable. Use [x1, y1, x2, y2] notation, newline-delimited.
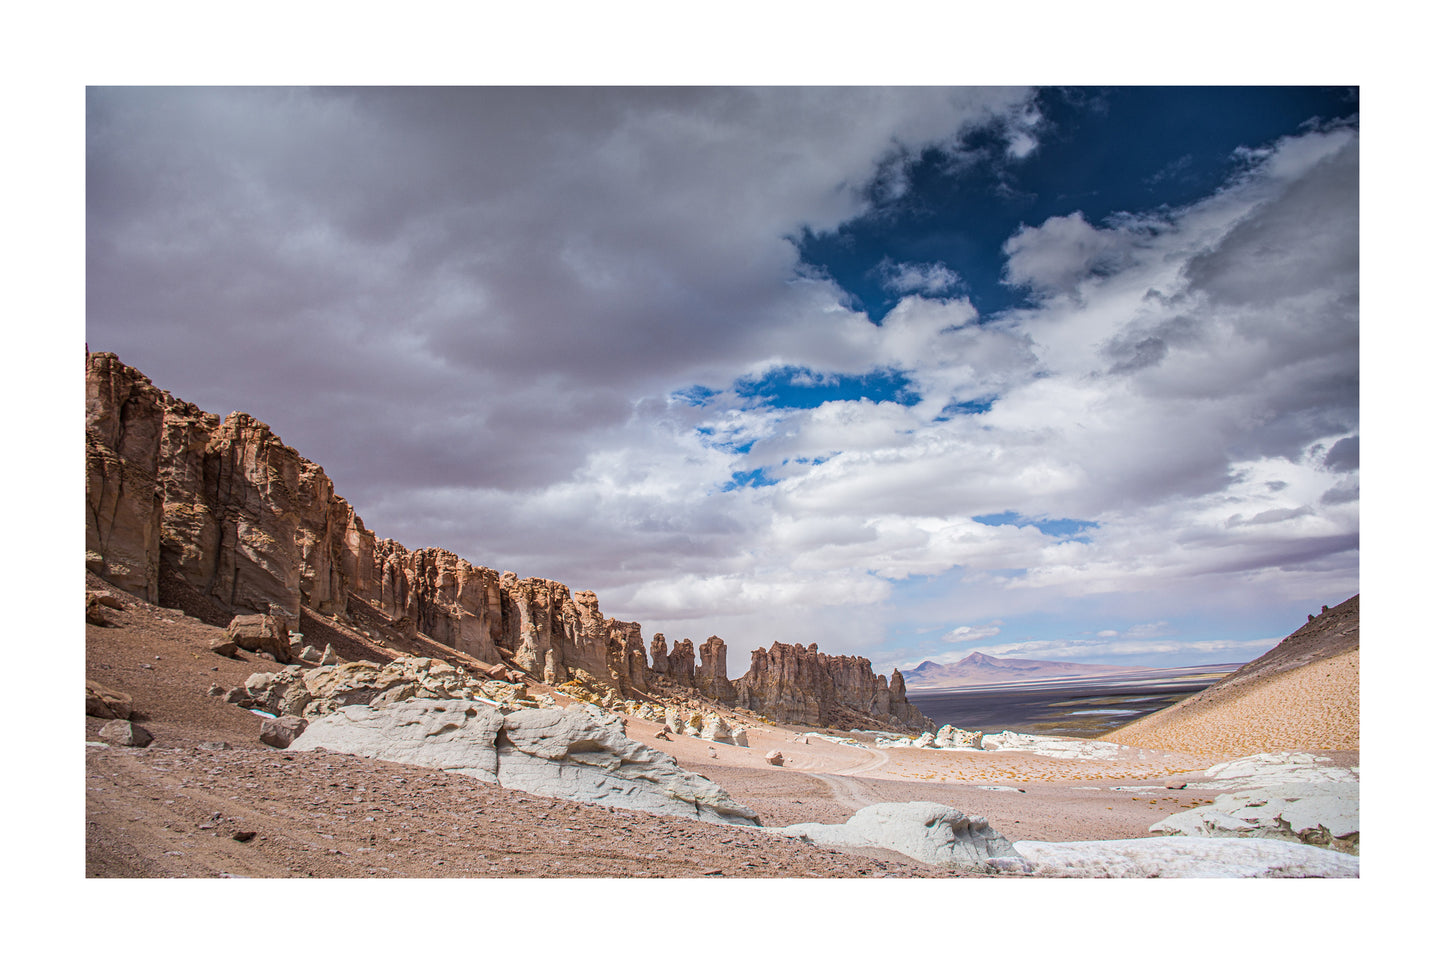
[85, 351, 933, 729]
[84, 352, 650, 697]
[733, 642, 935, 732]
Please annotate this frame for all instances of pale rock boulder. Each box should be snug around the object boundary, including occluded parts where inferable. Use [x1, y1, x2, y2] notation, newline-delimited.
[766, 751, 784, 766]
[226, 614, 292, 662]
[1151, 783, 1360, 854]
[699, 713, 746, 745]
[291, 699, 506, 782]
[1148, 752, 1360, 854]
[774, 802, 1022, 872]
[241, 656, 505, 720]
[497, 706, 760, 826]
[259, 715, 308, 748]
[1193, 751, 1358, 789]
[1013, 837, 1358, 878]
[980, 730, 1125, 760]
[934, 724, 983, 749]
[99, 719, 153, 747]
[290, 698, 761, 826]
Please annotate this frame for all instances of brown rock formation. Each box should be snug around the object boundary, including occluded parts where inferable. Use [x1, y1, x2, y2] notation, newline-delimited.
[83, 352, 648, 697]
[84, 352, 935, 731]
[733, 642, 934, 732]
[697, 636, 736, 702]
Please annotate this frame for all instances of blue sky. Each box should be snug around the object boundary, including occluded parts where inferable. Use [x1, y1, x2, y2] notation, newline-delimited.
[85, 86, 1360, 674]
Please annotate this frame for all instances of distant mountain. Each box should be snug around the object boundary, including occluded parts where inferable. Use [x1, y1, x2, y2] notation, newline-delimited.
[902, 651, 1154, 689]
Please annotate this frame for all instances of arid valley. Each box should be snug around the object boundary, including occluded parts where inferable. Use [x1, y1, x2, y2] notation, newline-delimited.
[85, 352, 1360, 881]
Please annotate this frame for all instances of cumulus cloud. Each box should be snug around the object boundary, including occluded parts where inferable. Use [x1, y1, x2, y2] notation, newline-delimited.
[943, 624, 1002, 643]
[876, 258, 964, 296]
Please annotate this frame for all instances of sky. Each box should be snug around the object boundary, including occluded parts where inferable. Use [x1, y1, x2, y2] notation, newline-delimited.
[85, 86, 1360, 676]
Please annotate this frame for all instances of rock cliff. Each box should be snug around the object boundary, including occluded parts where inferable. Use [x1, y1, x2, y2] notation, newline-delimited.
[85, 352, 933, 729]
[733, 642, 935, 731]
[84, 352, 649, 697]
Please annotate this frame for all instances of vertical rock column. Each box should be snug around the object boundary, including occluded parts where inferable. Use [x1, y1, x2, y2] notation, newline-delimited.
[697, 636, 735, 701]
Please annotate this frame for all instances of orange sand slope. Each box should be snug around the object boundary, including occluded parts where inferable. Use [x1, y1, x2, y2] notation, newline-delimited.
[1105, 597, 1359, 757]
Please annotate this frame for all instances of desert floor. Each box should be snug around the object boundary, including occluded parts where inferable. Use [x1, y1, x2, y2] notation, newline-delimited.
[83, 575, 1354, 878]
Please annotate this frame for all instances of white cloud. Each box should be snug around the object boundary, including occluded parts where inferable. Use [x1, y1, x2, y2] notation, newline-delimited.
[86, 90, 1357, 673]
[877, 259, 963, 296]
[943, 624, 1002, 643]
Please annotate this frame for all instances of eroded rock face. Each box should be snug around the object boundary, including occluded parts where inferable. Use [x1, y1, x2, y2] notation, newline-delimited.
[733, 642, 935, 731]
[84, 353, 651, 697]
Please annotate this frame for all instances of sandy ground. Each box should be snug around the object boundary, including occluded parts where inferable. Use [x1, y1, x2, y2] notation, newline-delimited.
[1107, 649, 1359, 756]
[83, 573, 1357, 878]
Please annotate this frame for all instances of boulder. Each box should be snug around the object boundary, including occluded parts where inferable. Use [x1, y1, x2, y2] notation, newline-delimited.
[226, 614, 292, 662]
[699, 713, 737, 745]
[320, 645, 340, 665]
[1151, 782, 1360, 854]
[766, 750, 784, 766]
[209, 638, 239, 658]
[85, 680, 134, 720]
[290, 698, 760, 826]
[298, 645, 324, 663]
[259, 715, 309, 749]
[88, 591, 126, 611]
[85, 597, 113, 625]
[1013, 837, 1359, 878]
[497, 706, 760, 826]
[934, 724, 983, 749]
[774, 802, 1022, 872]
[99, 719, 153, 747]
[293, 699, 505, 781]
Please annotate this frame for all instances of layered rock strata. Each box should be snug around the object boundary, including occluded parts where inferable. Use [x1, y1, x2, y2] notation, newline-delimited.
[733, 642, 935, 731]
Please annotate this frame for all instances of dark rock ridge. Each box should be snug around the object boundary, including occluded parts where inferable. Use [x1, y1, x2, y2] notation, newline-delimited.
[85, 352, 931, 728]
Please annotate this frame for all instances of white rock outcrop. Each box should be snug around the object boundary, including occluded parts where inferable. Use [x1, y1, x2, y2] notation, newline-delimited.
[497, 706, 758, 825]
[1013, 837, 1358, 878]
[289, 698, 761, 826]
[1149, 752, 1360, 853]
[980, 730, 1127, 759]
[773, 802, 1024, 872]
[291, 699, 505, 781]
